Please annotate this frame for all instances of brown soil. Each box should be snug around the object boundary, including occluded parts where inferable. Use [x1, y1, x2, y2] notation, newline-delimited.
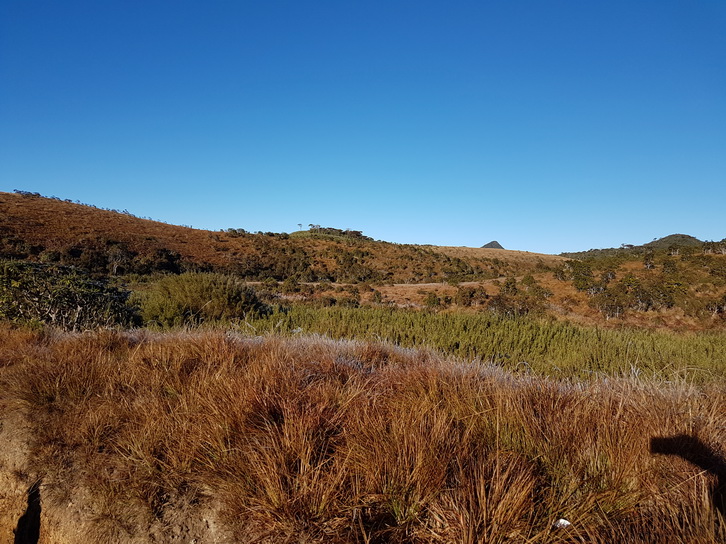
[0, 395, 35, 544]
[0, 371, 232, 544]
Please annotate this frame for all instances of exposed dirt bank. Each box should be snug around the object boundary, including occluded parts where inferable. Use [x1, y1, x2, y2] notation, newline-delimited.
[0, 378, 231, 544]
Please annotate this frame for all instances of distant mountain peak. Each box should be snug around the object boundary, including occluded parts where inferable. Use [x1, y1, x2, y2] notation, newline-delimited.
[482, 241, 504, 249]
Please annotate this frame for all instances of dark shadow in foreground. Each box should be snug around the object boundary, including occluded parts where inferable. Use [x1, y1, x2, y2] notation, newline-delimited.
[651, 434, 725, 521]
[13, 480, 41, 544]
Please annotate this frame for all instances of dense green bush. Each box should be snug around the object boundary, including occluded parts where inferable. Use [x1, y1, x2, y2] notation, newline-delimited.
[0, 260, 138, 330]
[484, 276, 550, 317]
[137, 272, 271, 327]
[424, 292, 441, 308]
[588, 273, 686, 318]
[454, 285, 488, 307]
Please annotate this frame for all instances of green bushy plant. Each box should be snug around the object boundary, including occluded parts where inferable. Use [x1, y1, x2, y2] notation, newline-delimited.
[138, 272, 271, 327]
[0, 260, 138, 330]
[424, 292, 441, 308]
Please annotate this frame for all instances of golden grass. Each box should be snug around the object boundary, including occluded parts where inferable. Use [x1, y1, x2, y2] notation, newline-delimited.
[433, 246, 567, 267]
[1, 325, 724, 542]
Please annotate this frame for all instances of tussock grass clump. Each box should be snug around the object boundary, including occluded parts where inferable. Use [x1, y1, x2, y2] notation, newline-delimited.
[1, 326, 725, 542]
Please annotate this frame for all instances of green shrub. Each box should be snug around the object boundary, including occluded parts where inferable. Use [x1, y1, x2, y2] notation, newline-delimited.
[454, 286, 475, 306]
[337, 296, 360, 308]
[0, 260, 138, 330]
[424, 292, 441, 308]
[138, 272, 270, 327]
[281, 277, 300, 294]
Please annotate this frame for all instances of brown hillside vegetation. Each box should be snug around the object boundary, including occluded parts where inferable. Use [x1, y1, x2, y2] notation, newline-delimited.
[2, 190, 725, 330]
[435, 245, 552, 265]
[0, 191, 563, 283]
[1, 327, 724, 543]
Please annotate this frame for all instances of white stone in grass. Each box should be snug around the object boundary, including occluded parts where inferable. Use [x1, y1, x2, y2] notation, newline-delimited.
[553, 518, 572, 529]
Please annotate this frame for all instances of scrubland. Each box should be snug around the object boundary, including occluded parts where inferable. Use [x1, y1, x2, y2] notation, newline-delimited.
[1, 325, 724, 543]
[3, 191, 726, 330]
[1, 192, 725, 542]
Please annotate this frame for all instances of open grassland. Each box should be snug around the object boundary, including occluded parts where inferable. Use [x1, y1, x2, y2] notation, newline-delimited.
[1, 326, 724, 543]
[242, 306, 726, 382]
[433, 246, 565, 267]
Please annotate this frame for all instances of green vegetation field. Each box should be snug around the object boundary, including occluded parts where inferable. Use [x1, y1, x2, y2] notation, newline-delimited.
[243, 306, 726, 382]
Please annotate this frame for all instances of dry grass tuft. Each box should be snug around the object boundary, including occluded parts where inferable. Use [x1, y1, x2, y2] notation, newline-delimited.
[1, 326, 724, 542]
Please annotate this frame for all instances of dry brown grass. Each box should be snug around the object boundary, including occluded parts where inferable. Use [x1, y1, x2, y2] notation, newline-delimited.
[0, 192, 546, 283]
[1, 325, 724, 543]
[433, 246, 567, 267]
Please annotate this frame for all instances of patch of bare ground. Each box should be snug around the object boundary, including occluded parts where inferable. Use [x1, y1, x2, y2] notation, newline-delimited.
[0, 395, 36, 544]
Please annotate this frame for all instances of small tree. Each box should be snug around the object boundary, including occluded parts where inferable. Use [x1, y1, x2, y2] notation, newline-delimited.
[643, 250, 655, 270]
[424, 292, 441, 308]
[500, 277, 518, 296]
[0, 261, 138, 330]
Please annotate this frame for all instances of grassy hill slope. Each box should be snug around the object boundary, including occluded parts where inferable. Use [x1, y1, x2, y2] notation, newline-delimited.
[0, 191, 564, 284]
[1, 191, 724, 330]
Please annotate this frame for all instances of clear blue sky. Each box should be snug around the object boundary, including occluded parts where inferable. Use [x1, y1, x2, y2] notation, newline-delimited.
[1, 1, 724, 254]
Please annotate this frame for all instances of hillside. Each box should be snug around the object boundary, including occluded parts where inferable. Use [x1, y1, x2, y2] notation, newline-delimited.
[1, 191, 725, 330]
[560, 233, 724, 260]
[643, 233, 704, 249]
[1, 194, 725, 541]
[0, 191, 564, 283]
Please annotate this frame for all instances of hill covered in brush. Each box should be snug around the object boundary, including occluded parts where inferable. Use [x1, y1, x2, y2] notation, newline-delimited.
[560, 233, 724, 260]
[0, 191, 561, 284]
[1, 190, 725, 330]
